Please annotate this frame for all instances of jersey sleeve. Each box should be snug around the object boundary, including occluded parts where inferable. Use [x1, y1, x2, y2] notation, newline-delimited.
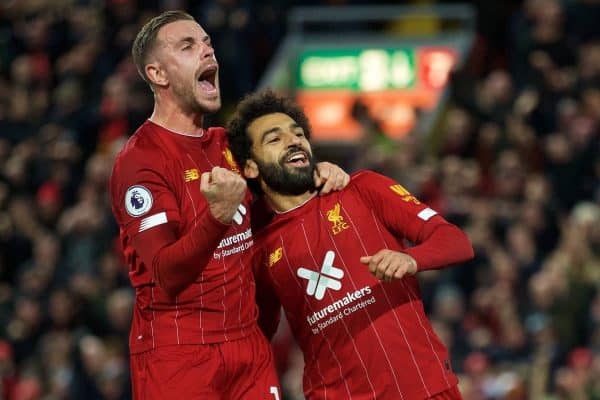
[351, 171, 473, 271]
[110, 148, 230, 297]
[110, 149, 181, 238]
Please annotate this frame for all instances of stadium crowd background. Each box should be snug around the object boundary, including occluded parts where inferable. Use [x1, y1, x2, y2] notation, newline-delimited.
[0, 0, 598, 399]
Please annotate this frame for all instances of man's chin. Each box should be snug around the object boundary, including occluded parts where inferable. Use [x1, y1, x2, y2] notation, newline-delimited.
[194, 94, 221, 114]
[203, 99, 222, 114]
[285, 170, 317, 193]
[284, 164, 313, 177]
[256, 159, 316, 195]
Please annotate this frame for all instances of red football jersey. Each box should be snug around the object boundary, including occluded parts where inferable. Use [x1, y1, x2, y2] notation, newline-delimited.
[254, 171, 467, 399]
[110, 121, 257, 354]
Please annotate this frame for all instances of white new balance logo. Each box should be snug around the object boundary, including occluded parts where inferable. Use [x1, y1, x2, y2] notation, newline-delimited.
[297, 251, 344, 300]
[232, 204, 247, 225]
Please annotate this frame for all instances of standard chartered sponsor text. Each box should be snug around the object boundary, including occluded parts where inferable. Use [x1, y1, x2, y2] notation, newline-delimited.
[307, 285, 375, 334]
[217, 228, 252, 248]
[213, 228, 253, 259]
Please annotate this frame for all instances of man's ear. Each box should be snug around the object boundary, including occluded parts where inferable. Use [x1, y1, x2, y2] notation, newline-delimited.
[244, 159, 259, 179]
[146, 62, 168, 87]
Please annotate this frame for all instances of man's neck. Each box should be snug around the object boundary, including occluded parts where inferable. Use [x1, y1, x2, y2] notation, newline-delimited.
[149, 95, 205, 137]
[262, 186, 317, 213]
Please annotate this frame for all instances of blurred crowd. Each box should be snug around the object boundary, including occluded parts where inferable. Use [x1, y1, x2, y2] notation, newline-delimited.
[0, 0, 308, 398]
[325, 0, 598, 399]
[0, 0, 598, 399]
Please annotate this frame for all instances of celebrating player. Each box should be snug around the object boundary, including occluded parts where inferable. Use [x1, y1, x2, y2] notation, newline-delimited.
[227, 89, 475, 399]
[109, 11, 348, 400]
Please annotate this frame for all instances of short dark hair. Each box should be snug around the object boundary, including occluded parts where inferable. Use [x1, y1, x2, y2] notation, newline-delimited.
[132, 10, 194, 84]
[227, 89, 312, 169]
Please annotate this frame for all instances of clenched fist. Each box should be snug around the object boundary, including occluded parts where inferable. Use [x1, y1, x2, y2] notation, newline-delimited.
[200, 167, 247, 224]
[360, 250, 418, 282]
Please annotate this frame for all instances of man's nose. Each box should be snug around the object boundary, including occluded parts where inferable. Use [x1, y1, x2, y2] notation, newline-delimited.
[201, 43, 215, 60]
[286, 133, 302, 147]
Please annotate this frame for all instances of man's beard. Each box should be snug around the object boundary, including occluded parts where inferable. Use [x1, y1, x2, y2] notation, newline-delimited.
[173, 79, 217, 114]
[255, 147, 316, 196]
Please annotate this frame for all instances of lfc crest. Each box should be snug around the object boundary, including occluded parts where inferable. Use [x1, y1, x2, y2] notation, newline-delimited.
[326, 203, 349, 235]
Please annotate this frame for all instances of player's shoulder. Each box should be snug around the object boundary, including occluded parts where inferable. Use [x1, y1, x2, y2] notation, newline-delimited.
[208, 126, 227, 139]
[207, 126, 230, 149]
[114, 122, 166, 169]
[343, 170, 406, 203]
[110, 122, 172, 192]
[347, 170, 391, 188]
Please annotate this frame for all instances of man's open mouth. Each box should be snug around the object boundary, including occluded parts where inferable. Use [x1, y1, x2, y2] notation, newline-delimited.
[285, 151, 310, 167]
[197, 65, 217, 94]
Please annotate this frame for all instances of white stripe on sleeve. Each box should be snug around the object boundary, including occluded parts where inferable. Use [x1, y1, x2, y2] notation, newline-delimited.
[139, 212, 168, 232]
[417, 207, 437, 221]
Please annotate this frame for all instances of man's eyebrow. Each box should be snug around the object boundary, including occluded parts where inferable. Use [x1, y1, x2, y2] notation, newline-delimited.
[175, 36, 195, 46]
[175, 35, 210, 46]
[261, 127, 281, 142]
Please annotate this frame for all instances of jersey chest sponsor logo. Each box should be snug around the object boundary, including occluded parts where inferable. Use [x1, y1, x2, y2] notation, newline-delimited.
[296, 250, 377, 334]
[326, 203, 349, 235]
[389, 184, 420, 204]
[213, 226, 254, 260]
[212, 205, 252, 259]
[297, 251, 344, 300]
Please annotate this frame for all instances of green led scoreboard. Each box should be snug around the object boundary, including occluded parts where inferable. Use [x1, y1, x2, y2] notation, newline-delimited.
[294, 46, 457, 141]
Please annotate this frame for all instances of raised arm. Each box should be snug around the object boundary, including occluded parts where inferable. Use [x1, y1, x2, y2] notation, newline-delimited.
[111, 155, 245, 298]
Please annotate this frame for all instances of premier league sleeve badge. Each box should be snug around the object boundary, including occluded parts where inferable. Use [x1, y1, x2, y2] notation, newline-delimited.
[125, 185, 153, 217]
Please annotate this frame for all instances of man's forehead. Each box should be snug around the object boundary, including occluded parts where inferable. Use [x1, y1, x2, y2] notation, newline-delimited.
[250, 113, 296, 130]
[248, 113, 300, 145]
[157, 19, 207, 45]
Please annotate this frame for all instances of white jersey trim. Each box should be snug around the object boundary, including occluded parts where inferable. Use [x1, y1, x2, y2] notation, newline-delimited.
[417, 207, 437, 221]
[139, 212, 168, 232]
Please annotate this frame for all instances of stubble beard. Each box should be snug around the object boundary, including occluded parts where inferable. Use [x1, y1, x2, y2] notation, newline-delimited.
[172, 79, 220, 115]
